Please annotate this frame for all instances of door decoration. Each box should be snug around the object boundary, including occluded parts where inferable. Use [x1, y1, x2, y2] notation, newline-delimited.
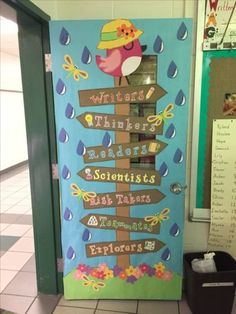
[50, 18, 192, 299]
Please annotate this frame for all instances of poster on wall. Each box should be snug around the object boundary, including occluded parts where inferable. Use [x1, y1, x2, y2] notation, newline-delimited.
[203, 0, 236, 50]
[50, 18, 192, 299]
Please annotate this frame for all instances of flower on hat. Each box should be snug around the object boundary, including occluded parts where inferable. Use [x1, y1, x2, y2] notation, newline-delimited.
[117, 23, 137, 40]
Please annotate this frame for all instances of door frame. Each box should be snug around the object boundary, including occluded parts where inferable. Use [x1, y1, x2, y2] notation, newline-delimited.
[2, 0, 62, 294]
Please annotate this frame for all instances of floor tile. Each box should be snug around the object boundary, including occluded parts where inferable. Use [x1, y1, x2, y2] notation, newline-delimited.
[0, 251, 6, 257]
[0, 251, 33, 270]
[2, 271, 37, 297]
[26, 294, 61, 314]
[98, 300, 137, 313]
[5, 205, 29, 215]
[0, 223, 9, 232]
[0, 213, 22, 224]
[0, 294, 34, 314]
[15, 214, 32, 225]
[1, 224, 31, 236]
[138, 300, 179, 314]
[179, 297, 192, 314]
[95, 311, 131, 314]
[58, 296, 98, 308]
[9, 237, 34, 252]
[0, 270, 17, 293]
[23, 227, 34, 238]
[53, 306, 94, 314]
[21, 255, 36, 272]
[0, 235, 20, 250]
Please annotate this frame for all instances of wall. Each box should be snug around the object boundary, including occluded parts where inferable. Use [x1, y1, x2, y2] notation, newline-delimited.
[0, 39, 28, 171]
[31, 0, 210, 252]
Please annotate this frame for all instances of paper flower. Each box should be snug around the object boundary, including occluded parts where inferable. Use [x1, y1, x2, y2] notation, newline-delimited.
[119, 271, 127, 280]
[125, 266, 136, 276]
[113, 265, 123, 277]
[127, 275, 137, 284]
[154, 262, 165, 273]
[104, 269, 114, 279]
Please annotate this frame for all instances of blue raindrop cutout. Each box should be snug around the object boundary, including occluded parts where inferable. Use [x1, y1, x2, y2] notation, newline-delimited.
[77, 140, 86, 156]
[153, 36, 164, 53]
[175, 90, 186, 106]
[170, 223, 180, 237]
[59, 128, 69, 143]
[62, 165, 71, 180]
[167, 61, 178, 78]
[82, 228, 92, 241]
[66, 246, 76, 260]
[64, 208, 73, 221]
[65, 103, 75, 119]
[161, 248, 171, 261]
[173, 148, 184, 163]
[102, 132, 112, 147]
[81, 46, 92, 64]
[177, 22, 188, 40]
[56, 78, 66, 95]
[59, 27, 71, 45]
[165, 123, 176, 139]
[159, 162, 169, 177]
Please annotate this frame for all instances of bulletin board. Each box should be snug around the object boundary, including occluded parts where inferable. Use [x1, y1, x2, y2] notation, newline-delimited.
[195, 49, 236, 211]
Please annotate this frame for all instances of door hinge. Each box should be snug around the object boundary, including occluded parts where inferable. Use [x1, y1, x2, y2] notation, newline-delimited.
[52, 163, 59, 180]
[45, 53, 52, 72]
[57, 258, 64, 272]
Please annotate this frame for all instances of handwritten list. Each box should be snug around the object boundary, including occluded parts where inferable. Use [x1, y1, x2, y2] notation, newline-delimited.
[208, 119, 236, 258]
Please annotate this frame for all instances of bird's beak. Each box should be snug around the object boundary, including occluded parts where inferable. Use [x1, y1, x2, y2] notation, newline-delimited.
[141, 45, 147, 52]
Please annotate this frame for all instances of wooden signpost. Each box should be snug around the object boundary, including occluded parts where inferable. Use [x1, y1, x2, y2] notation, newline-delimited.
[83, 140, 167, 163]
[83, 189, 165, 209]
[86, 239, 166, 257]
[80, 214, 161, 234]
[77, 112, 163, 134]
[78, 166, 161, 185]
[78, 84, 167, 107]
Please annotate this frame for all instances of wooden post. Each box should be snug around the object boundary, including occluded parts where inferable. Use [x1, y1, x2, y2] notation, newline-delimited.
[114, 76, 130, 269]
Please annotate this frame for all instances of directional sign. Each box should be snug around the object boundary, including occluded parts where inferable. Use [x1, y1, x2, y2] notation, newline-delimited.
[77, 112, 163, 135]
[83, 189, 165, 209]
[86, 238, 165, 257]
[78, 166, 161, 185]
[80, 214, 160, 234]
[78, 84, 167, 107]
[83, 140, 167, 163]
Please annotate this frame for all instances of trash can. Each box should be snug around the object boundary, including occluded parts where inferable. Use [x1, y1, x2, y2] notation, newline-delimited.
[184, 251, 236, 314]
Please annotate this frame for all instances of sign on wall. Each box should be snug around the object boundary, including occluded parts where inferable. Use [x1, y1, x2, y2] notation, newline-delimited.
[50, 18, 192, 299]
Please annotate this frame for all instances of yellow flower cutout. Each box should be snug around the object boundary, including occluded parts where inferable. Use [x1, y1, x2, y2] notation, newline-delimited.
[125, 266, 136, 276]
[104, 269, 114, 279]
[154, 262, 165, 273]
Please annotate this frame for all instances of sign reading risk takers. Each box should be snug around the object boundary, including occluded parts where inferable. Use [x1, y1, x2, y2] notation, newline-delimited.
[83, 140, 167, 163]
[78, 84, 167, 107]
[86, 239, 165, 257]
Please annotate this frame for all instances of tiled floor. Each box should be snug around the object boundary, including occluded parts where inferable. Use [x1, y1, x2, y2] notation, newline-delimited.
[1, 165, 235, 314]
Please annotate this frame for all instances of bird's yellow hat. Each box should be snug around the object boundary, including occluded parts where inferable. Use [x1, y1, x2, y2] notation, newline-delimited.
[97, 19, 143, 50]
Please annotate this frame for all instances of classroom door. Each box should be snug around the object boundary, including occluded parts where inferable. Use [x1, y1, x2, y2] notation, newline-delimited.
[50, 18, 192, 299]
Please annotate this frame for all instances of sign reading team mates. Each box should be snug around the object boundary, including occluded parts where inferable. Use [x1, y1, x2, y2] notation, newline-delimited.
[83, 189, 165, 209]
[78, 166, 161, 185]
[83, 140, 167, 163]
[78, 84, 167, 107]
[80, 214, 161, 234]
[77, 112, 163, 135]
[86, 239, 165, 257]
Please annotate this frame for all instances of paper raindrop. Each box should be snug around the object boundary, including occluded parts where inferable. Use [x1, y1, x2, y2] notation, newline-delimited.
[59, 27, 71, 45]
[173, 148, 184, 163]
[102, 132, 112, 147]
[77, 140, 86, 156]
[153, 36, 164, 53]
[67, 246, 76, 260]
[167, 61, 178, 78]
[159, 162, 169, 177]
[165, 123, 176, 139]
[82, 228, 92, 241]
[64, 208, 73, 221]
[175, 90, 186, 106]
[65, 103, 75, 119]
[177, 22, 188, 40]
[62, 165, 71, 180]
[170, 223, 180, 237]
[82, 46, 92, 64]
[59, 128, 69, 143]
[161, 248, 171, 261]
[56, 78, 66, 95]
